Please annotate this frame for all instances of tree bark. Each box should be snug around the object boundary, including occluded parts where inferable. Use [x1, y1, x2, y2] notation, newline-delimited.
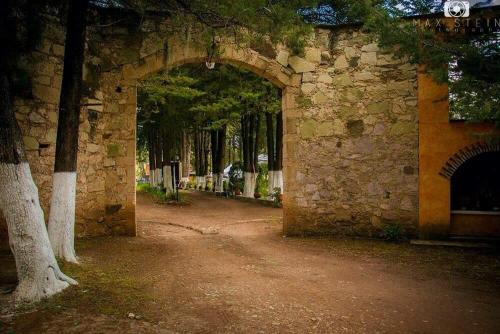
[180, 129, 190, 181]
[148, 129, 155, 186]
[154, 128, 163, 186]
[162, 128, 173, 192]
[0, 75, 77, 302]
[210, 129, 218, 191]
[266, 112, 275, 195]
[242, 113, 259, 197]
[48, 0, 89, 263]
[273, 111, 283, 193]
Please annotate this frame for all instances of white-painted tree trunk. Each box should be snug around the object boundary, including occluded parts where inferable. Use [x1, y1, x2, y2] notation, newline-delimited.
[243, 172, 256, 198]
[272, 170, 283, 193]
[47, 172, 78, 263]
[214, 173, 224, 192]
[180, 177, 190, 189]
[155, 168, 163, 187]
[195, 176, 206, 189]
[0, 163, 77, 302]
[163, 165, 173, 193]
[150, 169, 155, 186]
[268, 170, 275, 196]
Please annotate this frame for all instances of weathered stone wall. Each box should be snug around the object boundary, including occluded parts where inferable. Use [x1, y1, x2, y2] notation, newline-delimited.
[0, 18, 118, 240]
[1, 17, 420, 241]
[282, 28, 419, 236]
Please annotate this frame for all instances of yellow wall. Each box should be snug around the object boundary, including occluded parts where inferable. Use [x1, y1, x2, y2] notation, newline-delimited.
[418, 70, 499, 238]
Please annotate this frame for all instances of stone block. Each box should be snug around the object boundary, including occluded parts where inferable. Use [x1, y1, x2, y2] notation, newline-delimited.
[32, 84, 60, 104]
[107, 143, 120, 157]
[360, 52, 377, 65]
[332, 73, 353, 86]
[347, 120, 365, 137]
[334, 55, 348, 69]
[321, 51, 331, 62]
[45, 128, 57, 143]
[88, 180, 105, 193]
[34, 75, 51, 86]
[52, 44, 65, 57]
[23, 136, 38, 150]
[305, 48, 321, 63]
[317, 121, 334, 137]
[302, 72, 314, 83]
[300, 120, 317, 139]
[333, 119, 345, 135]
[276, 50, 290, 67]
[301, 83, 316, 95]
[354, 72, 376, 81]
[312, 92, 329, 104]
[361, 43, 379, 52]
[47, 111, 58, 123]
[390, 121, 414, 136]
[317, 73, 332, 84]
[87, 143, 101, 153]
[29, 112, 45, 123]
[367, 101, 391, 114]
[288, 56, 315, 73]
[344, 46, 357, 59]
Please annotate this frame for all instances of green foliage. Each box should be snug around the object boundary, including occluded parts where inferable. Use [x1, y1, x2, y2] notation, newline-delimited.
[136, 183, 167, 202]
[270, 187, 283, 207]
[304, 1, 499, 123]
[381, 223, 404, 242]
[357, 1, 499, 123]
[256, 163, 268, 197]
[228, 161, 244, 192]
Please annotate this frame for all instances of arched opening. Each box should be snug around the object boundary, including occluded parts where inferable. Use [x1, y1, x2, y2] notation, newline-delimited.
[135, 61, 285, 237]
[450, 151, 500, 236]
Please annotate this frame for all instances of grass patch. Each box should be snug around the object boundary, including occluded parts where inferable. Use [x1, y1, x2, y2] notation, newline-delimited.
[136, 183, 167, 203]
[137, 182, 190, 205]
[34, 260, 153, 319]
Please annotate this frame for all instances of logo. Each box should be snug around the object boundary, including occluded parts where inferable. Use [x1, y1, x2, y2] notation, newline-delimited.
[444, 1, 470, 17]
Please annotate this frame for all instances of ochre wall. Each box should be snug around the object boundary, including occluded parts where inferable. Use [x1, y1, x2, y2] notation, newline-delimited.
[418, 70, 499, 238]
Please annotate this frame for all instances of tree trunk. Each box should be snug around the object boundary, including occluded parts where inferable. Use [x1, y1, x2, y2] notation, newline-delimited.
[180, 129, 190, 184]
[242, 114, 259, 198]
[274, 111, 283, 193]
[193, 127, 206, 189]
[210, 129, 218, 191]
[0, 75, 77, 302]
[47, 0, 89, 263]
[154, 128, 162, 186]
[211, 127, 226, 192]
[162, 128, 173, 193]
[148, 129, 155, 186]
[266, 112, 275, 195]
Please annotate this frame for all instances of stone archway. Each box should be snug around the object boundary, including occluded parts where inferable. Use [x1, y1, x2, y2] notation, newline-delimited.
[439, 141, 500, 179]
[98, 39, 301, 236]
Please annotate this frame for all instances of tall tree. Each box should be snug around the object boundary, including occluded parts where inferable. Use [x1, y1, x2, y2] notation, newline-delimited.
[211, 126, 227, 192]
[0, 0, 76, 302]
[241, 112, 261, 198]
[180, 129, 191, 185]
[47, 0, 89, 263]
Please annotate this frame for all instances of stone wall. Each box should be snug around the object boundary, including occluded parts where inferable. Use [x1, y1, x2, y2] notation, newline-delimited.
[282, 28, 419, 236]
[1, 18, 420, 241]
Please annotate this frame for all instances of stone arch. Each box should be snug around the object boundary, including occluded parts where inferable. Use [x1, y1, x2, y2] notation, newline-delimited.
[439, 141, 500, 179]
[99, 38, 302, 236]
[119, 39, 300, 88]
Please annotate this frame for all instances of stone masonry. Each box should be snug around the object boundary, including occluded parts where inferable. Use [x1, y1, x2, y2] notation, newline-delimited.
[0, 17, 419, 240]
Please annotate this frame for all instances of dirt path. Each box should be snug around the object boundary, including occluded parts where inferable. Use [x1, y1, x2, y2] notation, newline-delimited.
[2, 191, 500, 333]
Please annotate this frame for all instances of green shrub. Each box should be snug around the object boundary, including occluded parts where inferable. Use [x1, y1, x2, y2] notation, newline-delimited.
[136, 183, 167, 202]
[381, 224, 404, 242]
[270, 187, 282, 207]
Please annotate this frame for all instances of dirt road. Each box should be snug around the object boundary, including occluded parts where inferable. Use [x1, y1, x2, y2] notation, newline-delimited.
[3, 191, 500, 333]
